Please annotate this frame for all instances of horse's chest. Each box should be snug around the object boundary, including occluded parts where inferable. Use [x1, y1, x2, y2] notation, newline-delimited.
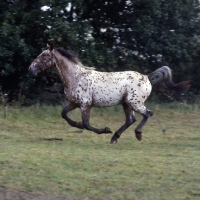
[64, 84, 91, 104]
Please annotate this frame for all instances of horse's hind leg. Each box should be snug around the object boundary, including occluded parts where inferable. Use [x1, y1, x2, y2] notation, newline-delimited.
[110, 103, 136, 144]
[81, 106, 112, 134]
[134, 107, 153, 141]
[61, 102, 84, 129]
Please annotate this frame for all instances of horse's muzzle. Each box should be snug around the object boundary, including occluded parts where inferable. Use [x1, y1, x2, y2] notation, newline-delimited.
[29, 64, 38, 76]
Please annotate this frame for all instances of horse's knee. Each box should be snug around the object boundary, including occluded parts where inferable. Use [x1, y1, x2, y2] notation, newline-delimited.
[61, 107, 67, 118]
[148, 110, 153, 116]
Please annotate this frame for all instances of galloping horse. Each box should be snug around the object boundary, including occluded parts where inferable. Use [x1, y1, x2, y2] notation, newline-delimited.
[29, 44, 190, 143]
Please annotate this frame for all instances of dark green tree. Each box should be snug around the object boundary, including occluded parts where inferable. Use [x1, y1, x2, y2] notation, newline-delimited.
[0, 0, 48, 98]
[0, 0, 200, 103]
[79, 0, 200, 71]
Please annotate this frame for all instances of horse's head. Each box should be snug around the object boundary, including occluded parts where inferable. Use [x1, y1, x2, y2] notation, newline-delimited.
[29, 44, 55, 75]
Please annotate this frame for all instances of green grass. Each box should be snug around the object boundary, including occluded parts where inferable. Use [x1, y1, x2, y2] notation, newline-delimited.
[0, 103, 200, 200]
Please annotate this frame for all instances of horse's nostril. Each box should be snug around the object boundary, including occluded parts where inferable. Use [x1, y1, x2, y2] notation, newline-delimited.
[29, 65, 37, 75]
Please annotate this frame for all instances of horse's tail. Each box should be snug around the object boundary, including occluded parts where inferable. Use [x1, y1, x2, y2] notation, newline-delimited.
[148, 66, 191, 92]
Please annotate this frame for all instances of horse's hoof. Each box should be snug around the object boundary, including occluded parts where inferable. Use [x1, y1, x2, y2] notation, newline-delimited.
[105, 127, 112, 133]
[110, 137, 117, 144]
[135, 130, 142, 141]
[136, 133, 142, 141]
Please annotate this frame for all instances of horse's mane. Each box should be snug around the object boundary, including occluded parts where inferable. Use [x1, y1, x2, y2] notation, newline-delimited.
[55, 47, 95, 70]
[56, 47, 80, 65]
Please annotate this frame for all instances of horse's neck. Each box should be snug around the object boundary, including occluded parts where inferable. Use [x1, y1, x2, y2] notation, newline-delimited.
[54, 55, 84, 87]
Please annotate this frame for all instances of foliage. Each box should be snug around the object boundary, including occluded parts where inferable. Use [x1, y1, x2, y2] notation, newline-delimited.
[0, 0, 200, 102]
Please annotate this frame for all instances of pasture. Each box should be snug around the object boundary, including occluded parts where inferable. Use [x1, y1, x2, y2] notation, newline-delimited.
[0, 103, 200, 200]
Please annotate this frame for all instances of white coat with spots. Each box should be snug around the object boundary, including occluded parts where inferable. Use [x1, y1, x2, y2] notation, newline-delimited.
[29, 45, 190, 143]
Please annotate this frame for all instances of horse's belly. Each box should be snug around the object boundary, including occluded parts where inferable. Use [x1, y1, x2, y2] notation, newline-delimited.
[92, 92, 123, 107]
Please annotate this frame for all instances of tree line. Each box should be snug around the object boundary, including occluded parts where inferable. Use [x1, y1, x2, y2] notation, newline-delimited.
[0, 0, 200, 103]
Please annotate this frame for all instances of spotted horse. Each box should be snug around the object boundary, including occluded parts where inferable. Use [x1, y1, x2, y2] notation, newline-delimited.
[29, 44, 190, 143]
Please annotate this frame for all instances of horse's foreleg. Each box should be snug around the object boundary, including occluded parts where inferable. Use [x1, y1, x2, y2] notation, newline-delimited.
[135, 109, 153, 141]
[81, 106, 112, 134]
[110, 103, 136, 144]
[61, 103, 84, 129]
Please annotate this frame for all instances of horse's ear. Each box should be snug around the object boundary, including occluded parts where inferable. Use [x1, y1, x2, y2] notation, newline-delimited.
[47, 43, 54, 51]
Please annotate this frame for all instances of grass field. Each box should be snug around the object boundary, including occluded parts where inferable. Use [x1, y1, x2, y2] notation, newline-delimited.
[0, 102, 200, 200]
